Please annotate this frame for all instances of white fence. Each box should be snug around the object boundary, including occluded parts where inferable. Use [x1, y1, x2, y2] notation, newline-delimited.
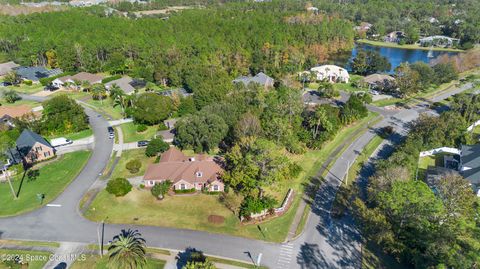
[419, 147, 460, 157]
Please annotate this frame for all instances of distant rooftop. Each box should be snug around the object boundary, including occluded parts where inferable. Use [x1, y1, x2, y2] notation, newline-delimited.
[232, 72, 274, 88]
[14, 66, 62, 81]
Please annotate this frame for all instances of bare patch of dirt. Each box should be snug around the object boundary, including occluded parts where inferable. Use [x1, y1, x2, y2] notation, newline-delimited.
[208, 215, 225, 224]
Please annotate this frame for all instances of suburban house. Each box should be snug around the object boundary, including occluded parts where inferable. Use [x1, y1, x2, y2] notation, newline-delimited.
[14, 66, 63, 82]
[104, 76, 136, 95]
[14, 129, 55, 165]
[310, 65, 350, 83]
[233, 72, 274, 89]
[0, 105, 36, 130]
[143, 147, 224, 192]
[384, 31, 406, 43]
[418, 35, 460, 48]
[354, 22, 372, 32]
[158, 88, 192, 98]
[156, 118, 176, 143]
[0, 61, 20, 76]
[52, 72, 104, 88]
[361, 74, 396, 91]
[422, 145, 480, 196]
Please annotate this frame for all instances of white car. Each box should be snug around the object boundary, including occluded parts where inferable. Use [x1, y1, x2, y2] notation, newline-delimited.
[50, 137, 73, 147]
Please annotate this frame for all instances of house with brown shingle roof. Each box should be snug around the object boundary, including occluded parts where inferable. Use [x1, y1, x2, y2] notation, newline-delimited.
[52, 72, 104, 88]
[143, 147, 224, 192]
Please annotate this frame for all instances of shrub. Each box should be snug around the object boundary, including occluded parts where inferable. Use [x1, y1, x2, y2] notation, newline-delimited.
[39, 71, 75, 86]
[125, 159, 141, 174]
[101, 74, 122, 84]
[23, 80, 32, 86]
[174, 188, 196, 194]
[157, 122, 168, 131]
[27, 169, 40, 182]
[136, 124, 147, 132]
[106, 177, 132, 197]
[145, 138, 169, 157]
[2, 90, 21, 103]
[239, 195, 277, 217]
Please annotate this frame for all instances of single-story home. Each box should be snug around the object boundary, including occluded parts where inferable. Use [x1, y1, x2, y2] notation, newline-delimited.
[143, 147, 224, 192]
[0, 105, 36, 129]
[384, 31, 405, 43]
[52, 72, 104, 88]
[361, 74, 396, 90]
[0, 61, 20, 76]
[14, 66, 63, 82]
[158, 88, 191, 98]
[233, 72, 274, 89]
[104, 76, 136, 95]
[310, 65, 350, 83]
[418, 35, 460, 48]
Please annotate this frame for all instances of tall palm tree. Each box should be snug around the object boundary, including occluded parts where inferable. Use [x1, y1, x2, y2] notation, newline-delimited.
[0, 138, 18, 199]
[91, 84, 107, 104]
[108, 229, 147, 269]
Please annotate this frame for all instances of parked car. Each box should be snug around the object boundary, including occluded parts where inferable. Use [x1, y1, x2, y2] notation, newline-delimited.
[107, 126, 115, 139]
[0, 81, 12, 87]
[137, 140, 149, 147]
[50, 137, 73, 147]
[44, 84, 59, 91]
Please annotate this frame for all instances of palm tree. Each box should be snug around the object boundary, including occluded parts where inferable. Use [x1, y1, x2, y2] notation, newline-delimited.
[91, 84, 107, 104]
[108, 229, 147, 269]
[0, 138, 18, 199]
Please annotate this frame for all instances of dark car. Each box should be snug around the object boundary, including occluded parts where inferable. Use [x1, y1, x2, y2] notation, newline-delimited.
[107, 126, 114, 133]
[0, 81, 12, 87]
[44, 84, 59, 91]
[137, 140, 149, 147]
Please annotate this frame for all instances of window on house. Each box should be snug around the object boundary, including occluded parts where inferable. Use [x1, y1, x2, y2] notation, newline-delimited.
[149, 180, 154, 185]
[180, 183, 186, 190]
[213, 185, 219, 191]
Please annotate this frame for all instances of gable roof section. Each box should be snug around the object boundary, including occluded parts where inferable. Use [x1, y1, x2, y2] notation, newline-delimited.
[144, 147, 223, 185]
[105, 76, 136, 94]
[0, 61, 20, 76]
[461, 144, 480, 184]
[233, 72, 274, 87]
[70, 72, 104, 84]
[0, 105, 32, 119]
[362, 74, 395, 84]
[16, 129, 52, 156]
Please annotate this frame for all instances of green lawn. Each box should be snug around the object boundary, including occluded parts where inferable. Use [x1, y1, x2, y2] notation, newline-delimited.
[0, 151, 91, 217]
[356, 39, 464, 52]
[84, 98, 124, 120]
[0, 249, 52, 269]
[0, 98, 41, 108]
[70, 254, 165, 269]
[120, 122, 159, 143]
[86, 113, 380, 242]
[0, 239, 59, 248]
[417, 153, 453, 180]
[346, 135, 384, 185]
[3, 84, 44, 94]
[110, 149, 155, 179]
[46, 129, 93, 142]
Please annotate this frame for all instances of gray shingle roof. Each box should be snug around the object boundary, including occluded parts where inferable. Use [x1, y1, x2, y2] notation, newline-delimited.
[460, 144, 480, 184]
[233, 72, 274, 88]
[13, 66, 63, 81]
[105, 76, 136, 94]
[0, 61, 20, 76]
[16, 129, 52, 156]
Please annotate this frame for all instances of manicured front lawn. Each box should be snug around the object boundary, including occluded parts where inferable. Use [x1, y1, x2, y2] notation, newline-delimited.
[0, 98, 41, 108]
[110, 149, 155, 179]
[84, 98, 124, 120]
[4, 84, 44, 94]
[70, 254, 165, 269]
[120, 122, 158, 143]
[46, 129, 93, 142]
[86, 113, 381, 242]
[0, 249, 52, 269]
[0, 151, 91, 217]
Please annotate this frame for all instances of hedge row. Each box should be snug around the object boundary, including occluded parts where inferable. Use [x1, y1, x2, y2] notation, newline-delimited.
[174, 188, 196, 194]
[101, 74, 122, 84]
[39, 71, 75, 86]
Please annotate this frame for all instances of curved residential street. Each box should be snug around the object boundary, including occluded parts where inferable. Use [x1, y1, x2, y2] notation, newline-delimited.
[0, 83, 474, 268]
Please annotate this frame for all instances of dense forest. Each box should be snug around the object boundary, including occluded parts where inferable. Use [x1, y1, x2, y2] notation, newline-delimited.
[313, 0, 480, 47]
[0, 1, 354, 85]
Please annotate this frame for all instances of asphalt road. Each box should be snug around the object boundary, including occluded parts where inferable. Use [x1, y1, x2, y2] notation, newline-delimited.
[0, 83, 473, 268]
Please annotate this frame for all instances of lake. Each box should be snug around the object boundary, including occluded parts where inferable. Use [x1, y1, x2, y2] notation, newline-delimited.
[343, 43, 460, 73]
